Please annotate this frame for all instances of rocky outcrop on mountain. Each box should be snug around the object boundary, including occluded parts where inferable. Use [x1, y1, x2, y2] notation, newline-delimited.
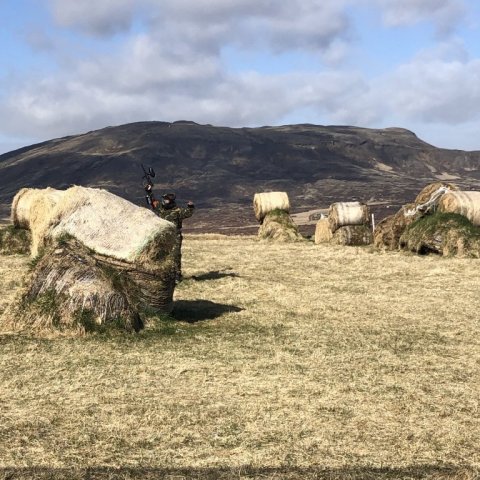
[1, 121, 479, 232]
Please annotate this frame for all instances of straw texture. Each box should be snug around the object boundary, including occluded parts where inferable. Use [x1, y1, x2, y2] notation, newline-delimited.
[438, 191, 480, 226]
[253, 192, 290, 222]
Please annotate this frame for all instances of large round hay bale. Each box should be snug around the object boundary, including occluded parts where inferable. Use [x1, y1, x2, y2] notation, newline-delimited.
[10, 186, 178, 314]
[253, 192, 290, 222]
[314, 218, 333, 244]
[438, 191, 480, 226]
[258, 210, 303, 242]
[328, 202, 369, 233]
[414, 181, 458, 205]
[331, 225, 372, 246]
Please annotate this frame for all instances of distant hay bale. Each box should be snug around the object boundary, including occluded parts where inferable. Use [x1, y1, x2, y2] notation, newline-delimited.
[414, 181, 458, 206]
[258, 209, 303, 242]
[253, 192, 290, 222]
[328, 202, 369, 233]
[0, 225, 31, 255]
[10, 186, 178, 317]
[314, 218, 333, 244]
[399, 212, 480, 257]
[438, 191, 480, 226]
[331, 225, 372, 246]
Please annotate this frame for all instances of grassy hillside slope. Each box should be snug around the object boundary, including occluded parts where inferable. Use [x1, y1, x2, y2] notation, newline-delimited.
[0, 236, 478, 479]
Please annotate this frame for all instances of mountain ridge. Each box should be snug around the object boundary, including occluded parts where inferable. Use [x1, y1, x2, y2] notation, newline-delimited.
[1, 121, 479, 233]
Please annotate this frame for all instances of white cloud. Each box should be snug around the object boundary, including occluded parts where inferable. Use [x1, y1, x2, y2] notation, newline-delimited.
[375, 0, 466, 34]
[0, 0, 478, 153]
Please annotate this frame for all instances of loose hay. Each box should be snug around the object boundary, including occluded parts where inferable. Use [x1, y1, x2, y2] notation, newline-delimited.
[253, 192, 290, 222]
[438, 191, 480, 226]
[0, 225, 31, 255]
[374, 203, 423, 250]
[328, 202, 369, 233]
[314, 218, 333, 244]
[399, 212, 480, 257]
[258, 209, 304, 242]
[331, 224, 373, 246]
[2, 237, 142, 334]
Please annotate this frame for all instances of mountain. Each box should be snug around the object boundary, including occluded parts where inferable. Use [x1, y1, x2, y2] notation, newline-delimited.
[1, 121, 480, 233]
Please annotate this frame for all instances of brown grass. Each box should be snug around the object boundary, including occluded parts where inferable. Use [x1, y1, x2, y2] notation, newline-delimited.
[0, 235, 479, 478]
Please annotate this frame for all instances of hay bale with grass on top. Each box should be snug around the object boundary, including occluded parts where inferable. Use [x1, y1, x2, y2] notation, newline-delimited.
[314, 218, 333, 244]
[258, 209, 303, 242]
[328, 202, 369, 233]
[10, 185, 178, 317]
[373, 203, 422, 250]
[438, 191, 480, 226]
[2, 236, 142, 335]
[253, 192, 290, 222]
[331, 225, 372, 246]
[399, 212, 480, 257]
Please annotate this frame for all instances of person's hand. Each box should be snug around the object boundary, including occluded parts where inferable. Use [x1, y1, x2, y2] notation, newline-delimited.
[187, 201, 194, 208]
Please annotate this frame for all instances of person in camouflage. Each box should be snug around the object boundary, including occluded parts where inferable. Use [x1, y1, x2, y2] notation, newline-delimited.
[153, 193, 194, 282]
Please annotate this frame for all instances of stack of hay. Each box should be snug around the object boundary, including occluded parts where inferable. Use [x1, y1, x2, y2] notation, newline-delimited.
[373, 182, 458, 251]
[399, 190, 480, 256]
[254, 192, 303, 242]
[4, 186, 178, 334]
[315, 202, 372, 246]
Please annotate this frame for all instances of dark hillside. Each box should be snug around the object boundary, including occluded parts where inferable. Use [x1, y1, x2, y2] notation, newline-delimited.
[1, 121, 479, 233]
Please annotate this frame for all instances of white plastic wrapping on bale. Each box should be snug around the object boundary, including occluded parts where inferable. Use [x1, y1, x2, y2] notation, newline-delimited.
[328, 201, 369, 232]
[48, 186, 176, 262]
[11, 186, 176, 261]
[253, 192, 290, 222]
[438, 191, 480, 226]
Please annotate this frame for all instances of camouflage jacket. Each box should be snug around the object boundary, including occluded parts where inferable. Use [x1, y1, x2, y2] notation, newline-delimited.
[156, 205, 194, 230]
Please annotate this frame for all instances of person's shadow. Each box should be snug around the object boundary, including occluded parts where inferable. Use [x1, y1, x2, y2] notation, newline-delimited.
[172, 300, 243, 323]
[190, 270, 240, 281]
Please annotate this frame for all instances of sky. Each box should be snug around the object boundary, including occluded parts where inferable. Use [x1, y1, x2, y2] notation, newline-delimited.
[1, 0, 480, 154]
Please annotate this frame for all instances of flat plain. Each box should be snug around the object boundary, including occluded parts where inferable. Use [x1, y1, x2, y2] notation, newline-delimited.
[0, 235, 478, 479]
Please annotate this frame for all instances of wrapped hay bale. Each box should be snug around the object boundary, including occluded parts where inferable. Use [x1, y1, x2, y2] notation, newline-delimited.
[258, 210, 303, 242]
[399, 212, 480, 257]
[331, 225, 372, 246]
[253, 192, 290, 222]
[328, 202, 369, 233]
[9, 186, 178, 326]
[11, 187, 66, 257]
[314, 218, 333, 244]
[438, 191, 480, 226]
[0, 225, 31, 255]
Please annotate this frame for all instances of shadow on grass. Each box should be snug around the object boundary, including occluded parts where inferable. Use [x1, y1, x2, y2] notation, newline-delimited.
[172, 299, 243, 323]
[0, 465, 476, 479]
[190, 270, 240, 281]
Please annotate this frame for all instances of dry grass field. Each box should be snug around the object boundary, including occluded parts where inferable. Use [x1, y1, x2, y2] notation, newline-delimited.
[0, 235, 479, 479]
